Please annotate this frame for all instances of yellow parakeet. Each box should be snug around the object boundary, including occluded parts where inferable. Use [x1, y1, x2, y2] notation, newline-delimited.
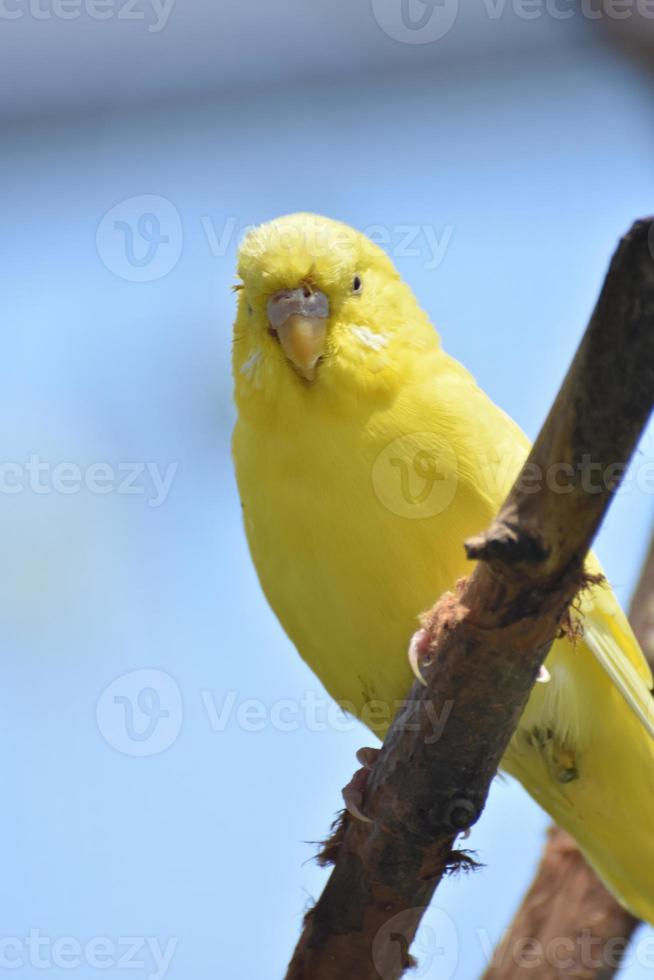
[231, 212, 654, 923]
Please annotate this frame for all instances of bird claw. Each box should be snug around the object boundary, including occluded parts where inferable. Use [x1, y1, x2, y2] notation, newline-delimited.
[408, 628, 431, 686]
[342, 747, 380, 823]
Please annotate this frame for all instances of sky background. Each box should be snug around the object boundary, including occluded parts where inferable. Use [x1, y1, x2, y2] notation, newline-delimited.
[3, 6, 654, 979]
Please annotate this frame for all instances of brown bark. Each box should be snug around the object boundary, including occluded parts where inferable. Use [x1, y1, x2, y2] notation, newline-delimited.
[285, 218, 654, 980]
[483, 825, 638, 980]
[481, 534, 654, 980]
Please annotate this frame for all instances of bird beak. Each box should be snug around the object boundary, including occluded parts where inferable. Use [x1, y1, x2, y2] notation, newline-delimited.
[267, 286, 329, 381]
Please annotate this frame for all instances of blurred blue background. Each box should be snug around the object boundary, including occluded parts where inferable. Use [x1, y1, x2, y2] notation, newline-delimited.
[3, 3, 654, 978]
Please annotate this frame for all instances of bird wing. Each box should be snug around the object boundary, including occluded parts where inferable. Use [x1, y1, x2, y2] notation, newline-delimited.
[438, 358, 654, 739]
[582, 572, 654, 739]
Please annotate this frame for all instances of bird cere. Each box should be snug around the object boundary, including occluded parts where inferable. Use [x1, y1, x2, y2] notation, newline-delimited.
[231, 212, 654, 927]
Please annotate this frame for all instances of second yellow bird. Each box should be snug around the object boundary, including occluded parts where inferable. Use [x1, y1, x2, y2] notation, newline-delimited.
[232, 212, 654, 924]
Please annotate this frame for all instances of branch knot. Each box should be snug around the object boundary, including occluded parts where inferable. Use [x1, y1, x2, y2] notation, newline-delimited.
[465, 520, 549, 565]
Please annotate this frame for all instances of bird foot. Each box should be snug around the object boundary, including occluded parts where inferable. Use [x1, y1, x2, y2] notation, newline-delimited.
[341, 747, 380, 823]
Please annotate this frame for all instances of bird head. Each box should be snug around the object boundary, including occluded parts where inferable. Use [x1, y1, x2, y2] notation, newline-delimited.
[232, 213, 438, 411]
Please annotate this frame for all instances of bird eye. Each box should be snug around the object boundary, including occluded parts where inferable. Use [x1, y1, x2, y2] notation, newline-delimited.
[247, 303, 253, 315]
[352, 275, 363, 294]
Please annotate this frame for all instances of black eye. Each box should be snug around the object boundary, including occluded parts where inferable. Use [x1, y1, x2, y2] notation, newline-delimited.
[352, 275, 363, 294]
[247, 303, 253, 315]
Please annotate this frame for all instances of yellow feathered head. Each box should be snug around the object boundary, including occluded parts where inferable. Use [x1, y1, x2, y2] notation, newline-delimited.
[232, 212, 438, 410]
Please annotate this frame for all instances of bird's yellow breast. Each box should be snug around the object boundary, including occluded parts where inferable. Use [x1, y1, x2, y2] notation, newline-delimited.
[233, 355, 512, 735]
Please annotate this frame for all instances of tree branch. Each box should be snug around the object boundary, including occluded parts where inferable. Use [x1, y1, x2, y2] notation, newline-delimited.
[481, 533, 654, 980]
[285, 218, 654, 980]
